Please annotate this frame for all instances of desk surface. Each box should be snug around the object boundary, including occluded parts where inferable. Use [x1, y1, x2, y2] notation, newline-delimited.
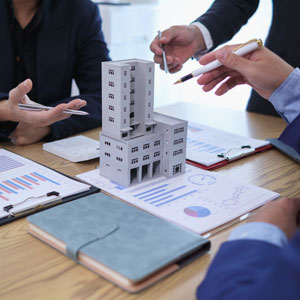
[1, 103, 299, 300]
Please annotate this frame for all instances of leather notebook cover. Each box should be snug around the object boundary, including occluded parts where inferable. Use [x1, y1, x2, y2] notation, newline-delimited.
[27, 193, 210, 292]
[268, 138, 300, 163]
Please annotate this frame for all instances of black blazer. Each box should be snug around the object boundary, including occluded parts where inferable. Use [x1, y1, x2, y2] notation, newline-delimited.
[195, 0, 300, 116]
[0, 0, 110, 141]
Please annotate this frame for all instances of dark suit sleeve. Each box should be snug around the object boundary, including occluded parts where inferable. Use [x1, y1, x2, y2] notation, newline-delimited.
[48, 3, 110, 141]
[196, 232, 300, 300]
[194, 0, 259, 50]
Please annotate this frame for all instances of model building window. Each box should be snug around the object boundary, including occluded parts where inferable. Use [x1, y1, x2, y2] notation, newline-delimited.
[174, 127, 184, 134]
[148, 79, 151, 84]
[130, 112, 134, 118]
[154, 140, 160, 146]
[148, 91, 151, 96]
[124, 83, 127, 88]
[154, 151, 160, 157]
[173, 149, 183, 156]
[143, 155, 150, 161]
[174, 138, 184, 145]
[147, 113, 150, 119]
[130, 77, 135, 82]
[108, 105, 114, 111]
[173, 163, 182, 174]
[108, 69, 114, 75]
[146, 127, 151, 132]
[143, 143, 150, 150]
[108, 81, 114, 87]
[149, 67, 152, 72]
[123, 119, 126, 124]
[104, 141, 111, 146]
[148, 102, 151, 107]
[130, 100, 135, 106]
[105, 152, 111, 157]
[122, 132, 128, 138]
[116, 157, 123, 162]
[130, 66, 135, 71]
[109, 93, 114, 99]
[131, 158, 138, 164]
[131, 146, 138, 153]
[124, 95, 127, 100]
[109, 117, 114, 123]
[130, 89, 135, 94]
[124, 71, 127, 76]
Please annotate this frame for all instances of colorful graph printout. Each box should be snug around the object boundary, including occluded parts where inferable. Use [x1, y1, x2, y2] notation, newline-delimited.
[76, 165, 279, 234]
[0, 149, 90, 219]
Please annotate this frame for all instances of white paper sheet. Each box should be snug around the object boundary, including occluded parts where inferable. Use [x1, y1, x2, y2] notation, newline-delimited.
[76, 165, 279, 234]
[0, 149, 90, 219]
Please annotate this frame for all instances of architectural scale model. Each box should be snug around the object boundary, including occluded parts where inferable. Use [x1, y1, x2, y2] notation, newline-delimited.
[100, 59, 187, 187]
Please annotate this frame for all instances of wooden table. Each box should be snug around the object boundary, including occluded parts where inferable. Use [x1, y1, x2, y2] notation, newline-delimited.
[1, 103, 299, 300]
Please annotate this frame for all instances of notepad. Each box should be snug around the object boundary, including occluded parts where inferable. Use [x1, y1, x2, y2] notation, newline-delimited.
[76, 164, 279, 235]
[0, 149, 96, 224]
[186, 122, 272, 169]
[27, 193, 210, 293]
[43, 136, 100, 162]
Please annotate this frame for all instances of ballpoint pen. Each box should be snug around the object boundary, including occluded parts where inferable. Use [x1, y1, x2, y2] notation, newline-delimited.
[174, 38, 263, 84]
[158, 30, 169, 74]
[18, 103, 89, 115]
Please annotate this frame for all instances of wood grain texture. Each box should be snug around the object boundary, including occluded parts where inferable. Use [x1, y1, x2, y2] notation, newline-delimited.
[0, 103, 299, 300]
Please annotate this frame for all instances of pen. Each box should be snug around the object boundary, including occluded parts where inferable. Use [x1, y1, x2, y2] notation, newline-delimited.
[18, 103, 89, 116]
[174, 38, 263, 84]
[158, 30, 169, 74]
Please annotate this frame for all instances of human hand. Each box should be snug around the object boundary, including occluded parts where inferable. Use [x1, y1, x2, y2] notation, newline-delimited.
[9, 123, 51, 146]
[197, 45, 294, 99]
[150, 25, 206, 73]
[249, 198, 300, 239]
[7, 79, 86, 126]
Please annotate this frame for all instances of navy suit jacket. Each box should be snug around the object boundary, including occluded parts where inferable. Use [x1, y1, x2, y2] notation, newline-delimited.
[195, 0, 300, 116]
[197, 230, 300, 300]
[0, 0, 110, 141]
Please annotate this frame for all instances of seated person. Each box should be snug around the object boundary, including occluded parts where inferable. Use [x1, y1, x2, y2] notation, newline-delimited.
[195, 45, 300, 299]
[0, 0, 110, 145]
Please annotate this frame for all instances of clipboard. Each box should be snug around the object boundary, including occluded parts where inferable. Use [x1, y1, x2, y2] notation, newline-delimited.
[186, 122, 272, 170]
[187, 144, 273, 170]
[27, 193, 210, 293]
[0, 149, 99, 226]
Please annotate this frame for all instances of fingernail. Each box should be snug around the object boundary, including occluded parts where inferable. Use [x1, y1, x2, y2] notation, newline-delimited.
[23, 79, 30, 90]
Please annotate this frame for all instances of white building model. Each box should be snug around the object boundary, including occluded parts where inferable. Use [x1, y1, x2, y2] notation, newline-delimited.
[100, 59, 187, 187]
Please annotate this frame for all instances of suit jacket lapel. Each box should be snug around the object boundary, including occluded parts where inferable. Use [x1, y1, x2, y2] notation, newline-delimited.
[0, 0, 14, 93]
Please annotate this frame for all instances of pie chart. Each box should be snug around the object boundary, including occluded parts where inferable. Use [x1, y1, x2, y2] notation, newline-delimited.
[184, 206, 211, 218]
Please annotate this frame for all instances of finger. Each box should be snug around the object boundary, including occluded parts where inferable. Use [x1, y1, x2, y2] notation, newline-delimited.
[150, 36, 163, 56]
[9, 79, 32, 104]
[199, 44, 239, 66]
[168, 64, 182, 74]
[65, 99, 87, 110]
[216, 47, 254, 76]
[201, 73, 229, 92]
[197, 65, 230, 85]
[215, 76, 247, 96]
[153, 54, 163, 65]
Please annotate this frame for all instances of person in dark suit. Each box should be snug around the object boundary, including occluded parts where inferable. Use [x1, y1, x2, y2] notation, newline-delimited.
[150, 0, 300, 116]
[0, 0, 110, 145]
[194, 45, 300, 299]
[197, 197, 300, 300]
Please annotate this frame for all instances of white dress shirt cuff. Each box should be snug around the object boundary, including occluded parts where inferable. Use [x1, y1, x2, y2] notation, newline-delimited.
[228, 222, 288, 247]
[190, 22, 213, 59]
[270, 68, 300, 124]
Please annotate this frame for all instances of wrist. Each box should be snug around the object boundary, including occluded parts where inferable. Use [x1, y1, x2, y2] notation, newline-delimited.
[0, 99, 14, 122]
[189, 24, 206, 53]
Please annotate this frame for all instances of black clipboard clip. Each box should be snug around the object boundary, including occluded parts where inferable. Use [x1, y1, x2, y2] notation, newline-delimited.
[217, 145, 255, 161]
[3, 191, 61, 217]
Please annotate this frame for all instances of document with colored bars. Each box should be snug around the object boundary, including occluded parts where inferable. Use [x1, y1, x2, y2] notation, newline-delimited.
[186, 122, 272, 170]
[0, 149, 90, 222]
[76, 165, 279, 235]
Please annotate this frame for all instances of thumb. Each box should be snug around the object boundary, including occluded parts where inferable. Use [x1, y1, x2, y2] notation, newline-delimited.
[216, 48, 252, 76]
[9, 79, 32, 104]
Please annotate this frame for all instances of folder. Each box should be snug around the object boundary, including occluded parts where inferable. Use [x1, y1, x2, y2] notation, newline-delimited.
[186, 122, 272, 170]
[27, 193, 210, 293]
[0, 149, 98, 225]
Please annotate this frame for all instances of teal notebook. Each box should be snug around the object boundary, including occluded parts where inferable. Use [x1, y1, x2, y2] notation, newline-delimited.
[27, 193, 210, 292]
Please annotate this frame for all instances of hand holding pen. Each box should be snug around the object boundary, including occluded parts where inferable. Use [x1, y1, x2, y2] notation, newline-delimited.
[196, 40, 294, 99]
